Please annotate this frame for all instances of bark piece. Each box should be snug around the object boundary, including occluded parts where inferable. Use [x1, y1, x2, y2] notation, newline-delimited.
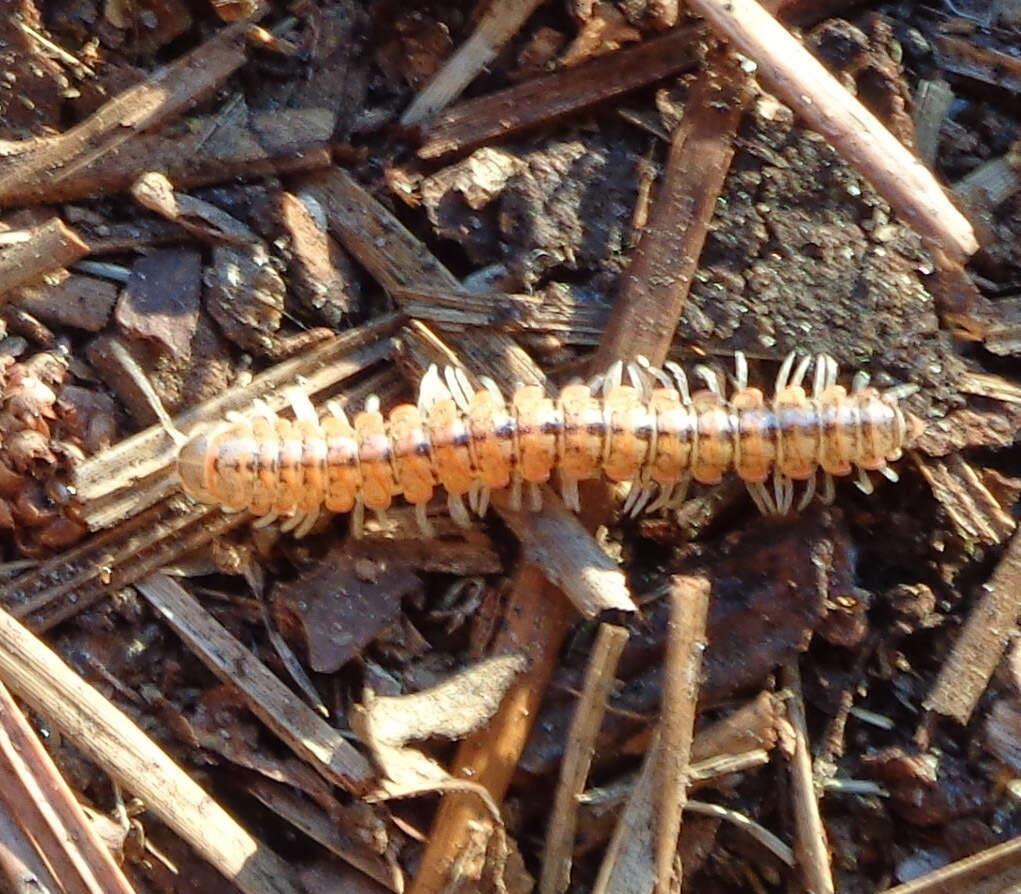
[115, 248, 202, 357]
[14, 272, 118, 332]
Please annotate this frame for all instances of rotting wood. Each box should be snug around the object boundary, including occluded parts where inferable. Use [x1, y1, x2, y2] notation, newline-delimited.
[408, 566, 574, 894]
[685, 0, 979, 262]
[589, 51, 752, 373]
[415, 26, 701, 159]
[954, 140, 1021, 215]
[540, 623, 630, 894]
[0, 15, 267, 206]
[0, 679, 135, 894]
[911, 453, 1016, 546]
[782, 661, 835, 894]
[923, 526, 1021, 726]
[0, 603, 302, 894]
[136, 573, 375, 793]
[0, 217, 90, 300]
[654, 576, 711, 894]
[402, 0, 548, 125]
[880, 833, 1021, 894]
[73, 313, 402, 529]
[913, 79, 954, 168]
[932, 33, 1021, 95]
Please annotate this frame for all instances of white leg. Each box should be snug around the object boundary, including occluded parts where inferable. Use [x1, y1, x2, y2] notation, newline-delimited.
[812, 355, 827, 399]
[647, 482, 674, 514]
[694, 365, 722, 397]
[796, 472, 817, 511]
[791, 354, 812, 388]
[418, 364, 451, 413]
[603, 360, 624, 397]
[479, 375, 505, 405]
[825, 355, 839, 389]
[561, 477, 580, 513]
[508, 472, 522, 511]
[477, 486, 491, 517]
[252, 398, 276, 421]
[666, 473, 691, 509]
[528, 482, 542, 511]
[448, 492, 471, 527]
[628, 485, 654, 518]
[734, 351, 748, 391]
[444, 366, 472, 412]
[295, 509, 320, 538]
[280, 511, 303, 533]
[287, 387, 318, 423]
[325, 400, 350, 424]
[775, 351, 796, 392]
[252, 511, 279, 529]
[880, 466, 899, 482]
[351, 498, 364, 538]
[225, 410, 247, 424]
[852, 370, 870, 393]
[821, 473, 836, 504]
[747, 482, 776, 515]
[664, 362, 691, 403]
[855, 467, 874, 494]
[364, 394, 380, 414]
[415, 502, 435, 537]
[622, 480, 643, 516]
[626, 361, 650, 399]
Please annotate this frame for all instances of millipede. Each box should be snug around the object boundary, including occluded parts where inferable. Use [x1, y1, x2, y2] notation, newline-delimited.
[174, 351, 925, 537]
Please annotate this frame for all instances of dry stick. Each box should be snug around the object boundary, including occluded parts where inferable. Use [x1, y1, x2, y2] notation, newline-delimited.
[136, 573, 374, 793]
[655, 576, 711, 894]
[782, 661, 835, 894]
[540, 623, 630, 894]
[0, 217, 89, 299]
[589, 51, 751, 372]
[880, 833, 1021, 894]
[401, 0, 548, 125]
[685, 0, 978, 261]
[0, 795, 61, 893]
[0, 605, 301, 894]
[0, 680, 134, 894]
[416, 25, 701, 158]
[409, 566, 575, 894]
[0, 15, 265, 204]
[922, 525, 1021, 726]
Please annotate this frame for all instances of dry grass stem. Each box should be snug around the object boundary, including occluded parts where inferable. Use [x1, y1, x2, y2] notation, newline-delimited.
[402, 0, 547, 125]
[416, 26, 701, 159]
[655, 576, 711, 894]
[684, 801, 794, 867]
[923, 526, 1021, 726]
[540, 623, 630, 894]
[0, 603, 301, 894]
[0, 794, 61, 892]
[136, 573, 374, 791]
[686, 0, 978, 261]
[0, 679, 135, 894]
[782, 661, 835, 894]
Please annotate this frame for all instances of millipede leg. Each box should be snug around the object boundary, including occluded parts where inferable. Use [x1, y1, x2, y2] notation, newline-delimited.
[695, 364, 723, 397]
[528, 482, 542, 511]
[821, 473, 835, 504]
[479, 375, 505, 405]
[646, 482, 674, 514]
[418, 364, 450, 413]
[734, 351, 748, 391]
[325, 400, 350, 424]
[467, 480, 481, 515]
[622, 480, 643, 516]
[225, 410, 247, 424]
[626, 360, 650, 399]
[628, 484, 655, 518]
[351, 498, 365, 538]
[280, 511, 304, 533]
[880, 465, 899, 482]
[444, 366, 473, 413]
[602, 360, 624, 397]
[851, 369, 870, 393]
[414, 502, 435, 538]
[746, 482, 776, 515]
[666, 473, 691, 509]
[252, 511, 279, 529]
[796, 472, 817, 511]
[812, 355, 827, 399]
[665, 362, 691, 404]
[508, 472, 523, 511]
[773, 471, 794, 514]
[560, 476, 580, 513]
[448, 492, 472, 527]
[790, 354, 812, 388]
[478, 486, 491, 517]
[855, 467, 874, 494]
[775, 351, 797, 392]
[252, 398, 275, 421]
[294, 509, 320, 538]
[287, 387, 318, 423]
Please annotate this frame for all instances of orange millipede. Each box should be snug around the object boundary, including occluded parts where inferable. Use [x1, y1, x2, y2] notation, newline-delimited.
[175, 352, 924, 537]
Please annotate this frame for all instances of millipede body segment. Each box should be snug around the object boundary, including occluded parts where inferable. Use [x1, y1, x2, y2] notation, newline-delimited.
[176, 352, 924, 537]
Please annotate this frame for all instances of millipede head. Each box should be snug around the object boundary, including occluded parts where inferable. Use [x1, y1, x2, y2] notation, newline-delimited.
[176, 431, 215, 503]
